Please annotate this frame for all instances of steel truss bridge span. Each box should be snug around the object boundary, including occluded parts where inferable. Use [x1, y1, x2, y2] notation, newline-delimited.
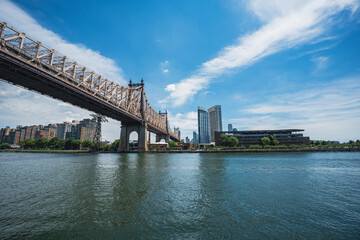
[0, 22, 180, 149]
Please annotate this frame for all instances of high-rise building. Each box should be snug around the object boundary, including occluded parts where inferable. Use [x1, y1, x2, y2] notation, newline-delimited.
[30, 126, 40, 140]
[77, 119, 97, 142]
[185, 136, 190, 143]
[57, 122, 73, 139]
[66, 125, 78, 139]
[0, 127, 11, 143]
[193, 131, 199, 144]
[0, 118, 99, 144]
[198, 107, 211, 144]
[228, 124, 233, 132]
[208, 105, 222, 142]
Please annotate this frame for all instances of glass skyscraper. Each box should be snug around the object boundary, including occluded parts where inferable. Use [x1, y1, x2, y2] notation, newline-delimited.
[197, 107, 211, 144]
[192, 131, 198, 144]
[208, 105, 222, 142]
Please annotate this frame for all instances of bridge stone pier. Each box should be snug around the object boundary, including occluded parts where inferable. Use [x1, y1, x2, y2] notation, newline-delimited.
[119, 122, 148, 152]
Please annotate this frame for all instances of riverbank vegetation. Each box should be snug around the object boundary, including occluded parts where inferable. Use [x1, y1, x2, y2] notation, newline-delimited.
[148, 136, 360, 152]
[0, 137, 121, 152]
[1, 136, 359, 153]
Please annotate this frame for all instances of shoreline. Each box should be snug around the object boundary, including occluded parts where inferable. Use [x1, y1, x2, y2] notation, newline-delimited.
[1, 147, 359, 154]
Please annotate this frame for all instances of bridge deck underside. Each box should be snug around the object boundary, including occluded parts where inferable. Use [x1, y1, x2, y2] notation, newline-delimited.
[0, 51, 168, 136]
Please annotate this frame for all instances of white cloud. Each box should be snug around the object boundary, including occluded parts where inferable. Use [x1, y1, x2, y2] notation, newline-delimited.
[165, 84, 176, 92]
[231, 77, 360, 142]
[312, 56, 329, 71]
[168, 111, 198, 139]
[162, 0, 358, 107]
[160, 60, 170, 73]
[0, 0, 126, 85]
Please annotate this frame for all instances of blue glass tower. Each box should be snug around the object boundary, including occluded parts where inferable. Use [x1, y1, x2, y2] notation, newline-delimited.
[197, 107, 211, 144]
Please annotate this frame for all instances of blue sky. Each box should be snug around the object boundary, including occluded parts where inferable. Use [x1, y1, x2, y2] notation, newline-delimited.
[0, 0, 359, 142]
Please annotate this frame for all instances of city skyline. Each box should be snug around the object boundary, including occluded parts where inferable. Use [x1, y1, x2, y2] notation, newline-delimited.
[0, 118, 98, 145]
[0, 0, 359, 142]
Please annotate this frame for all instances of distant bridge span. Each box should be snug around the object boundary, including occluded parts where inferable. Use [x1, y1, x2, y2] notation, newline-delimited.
[0, 22, 180, 151]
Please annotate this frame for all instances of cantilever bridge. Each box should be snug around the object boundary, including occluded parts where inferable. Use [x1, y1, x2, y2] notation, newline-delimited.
[0, 22, 180, 151]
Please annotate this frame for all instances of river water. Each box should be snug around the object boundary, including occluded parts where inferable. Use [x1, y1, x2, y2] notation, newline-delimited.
[0, 152, 359, 239]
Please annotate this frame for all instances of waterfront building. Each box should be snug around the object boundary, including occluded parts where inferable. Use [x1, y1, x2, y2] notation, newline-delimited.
[42, 124, 58, 140]
[19, 127, 26, 142]
[0, 127, 11, 143]
[57, 122, 73, 139]
[215, 129, 310, 146]
[14, 129, 21, 144]
[66, 125, 78, 139]
[25, 127, 32, 140]
[1, 118, 97, 143]
[78, 127, 96, 142]
[193, 131, 199, 144]
[77, 119, 97, 142]
[208, 105, 222, 142]
[198, 107, 211, 144]
[228, 124, 233, 132]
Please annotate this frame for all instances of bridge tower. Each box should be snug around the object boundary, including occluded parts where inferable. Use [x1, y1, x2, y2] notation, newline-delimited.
[118, 79, 149, 152]
[155, 111, 170, 143]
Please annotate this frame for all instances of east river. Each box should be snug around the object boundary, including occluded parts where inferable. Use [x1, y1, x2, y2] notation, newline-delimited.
[0, 152, 359, 239]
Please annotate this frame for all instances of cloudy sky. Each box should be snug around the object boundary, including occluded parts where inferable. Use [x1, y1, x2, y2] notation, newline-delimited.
[0, 0, 359, 142]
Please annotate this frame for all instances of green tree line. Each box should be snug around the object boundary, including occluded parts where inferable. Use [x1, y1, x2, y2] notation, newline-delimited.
[13, 137, 120, 151]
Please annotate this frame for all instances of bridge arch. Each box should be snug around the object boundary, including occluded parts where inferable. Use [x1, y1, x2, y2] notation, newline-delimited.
[118, 123, 148, 152]
[129, 131, 139, 150]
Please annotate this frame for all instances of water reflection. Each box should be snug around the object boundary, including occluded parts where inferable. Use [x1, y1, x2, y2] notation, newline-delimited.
[0, 152, 360, 239]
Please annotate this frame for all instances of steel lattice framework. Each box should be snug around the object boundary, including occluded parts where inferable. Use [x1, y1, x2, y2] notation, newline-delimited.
[0, 22, 180, 141]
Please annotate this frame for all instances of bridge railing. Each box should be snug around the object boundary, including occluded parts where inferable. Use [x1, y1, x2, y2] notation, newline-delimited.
[0, 22, 178, 138]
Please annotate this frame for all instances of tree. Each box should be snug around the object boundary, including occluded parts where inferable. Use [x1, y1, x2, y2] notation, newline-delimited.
[269, 135, 279, 145]
[82, 140, 94, 150]
[20, 139, 35, 149]
[314, 140, 321, 146]
[227, 136, 239, 147]
[48, 137, 64, 150]
[167, 140, 175, 148]
[321, 140, 327, 146]
[220, 134, 228, 146]
[0, 143, 11, 149]
[261, 137, 271, 146]
[64, 138, 74, 150]
[35, 138, 49, 149]
[99, 144, 111, 151]
[349, 140, 354, 144]
[64, 138, 81, 150]
[73, 139, 81, 150]
[110, 139, 120, 151]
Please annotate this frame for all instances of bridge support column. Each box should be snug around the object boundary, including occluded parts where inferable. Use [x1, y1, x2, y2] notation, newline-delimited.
[138, 123, 148, 152]
[156, 134, 170, 143]
[118, 122, 148, 152]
